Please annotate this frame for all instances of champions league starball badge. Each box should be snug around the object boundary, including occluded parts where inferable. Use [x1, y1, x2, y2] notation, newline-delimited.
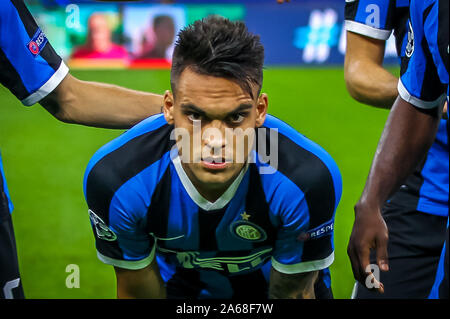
[405, 21, 415, 58]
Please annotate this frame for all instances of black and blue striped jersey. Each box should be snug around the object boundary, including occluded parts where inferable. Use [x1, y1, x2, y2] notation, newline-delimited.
[0, 0, 68, 106]
[345, 0, 410, 57]
[84, 114, 342, 298]
[398, 0, 448, 108]
[399, 0, 448, 299]
[0, 155, 13, 214]
[345, 0, 448, 217]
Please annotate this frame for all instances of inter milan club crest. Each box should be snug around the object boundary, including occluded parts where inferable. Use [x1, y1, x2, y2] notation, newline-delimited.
[229, 212, 267, 242]
[405, 21, 414, 58]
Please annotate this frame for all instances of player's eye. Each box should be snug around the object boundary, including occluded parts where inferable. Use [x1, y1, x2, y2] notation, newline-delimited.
[228, 113, 246, 124]
[186, 112, 202, 122]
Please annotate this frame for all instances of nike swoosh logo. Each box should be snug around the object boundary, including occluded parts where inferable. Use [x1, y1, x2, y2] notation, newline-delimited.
[150, 233, 185, 241]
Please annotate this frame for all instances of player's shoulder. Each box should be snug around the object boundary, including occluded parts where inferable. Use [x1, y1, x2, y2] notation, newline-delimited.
[259, 115, 342, 210]
[83, 113, 174, 198]
[262, 114, 341, 181]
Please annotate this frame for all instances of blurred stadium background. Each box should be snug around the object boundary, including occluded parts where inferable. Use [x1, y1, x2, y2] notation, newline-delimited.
[0, 0, 398, 299]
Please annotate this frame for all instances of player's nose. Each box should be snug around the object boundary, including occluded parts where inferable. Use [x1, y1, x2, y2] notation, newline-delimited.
[203, 132, 225, 150]
[202, 121, 227, 147]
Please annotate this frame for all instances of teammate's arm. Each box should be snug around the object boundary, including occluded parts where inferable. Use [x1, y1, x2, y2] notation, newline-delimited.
[0, 0, 163, 130]
[40, 73, 164, 129]
[347, 0, 447, 291]
[348, 96, 441, 290]
[269, 268, 318, 299]
[344, 32, 398, 109]
[114, 258, 166, 299]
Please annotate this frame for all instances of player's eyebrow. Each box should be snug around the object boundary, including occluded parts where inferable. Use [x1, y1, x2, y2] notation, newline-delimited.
[180, 103, 207, 116]
[180, 103, 253, 117]
[228, 103, 253, 115]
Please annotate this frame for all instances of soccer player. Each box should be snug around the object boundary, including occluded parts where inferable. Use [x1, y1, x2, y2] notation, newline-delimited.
[0, 0, 163, 299]
[84, 16, 342, 299]
[344, 0, 448, 298]
[347, 0, 448, 299]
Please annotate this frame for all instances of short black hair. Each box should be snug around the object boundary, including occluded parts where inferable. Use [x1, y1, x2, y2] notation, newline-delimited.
[170, 16, 264, 99]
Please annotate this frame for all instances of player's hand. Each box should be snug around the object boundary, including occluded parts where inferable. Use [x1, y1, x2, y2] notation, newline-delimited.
[442, 101, 448, 120]
[347, 202, 389, 293]
[276, 0, 290, 3]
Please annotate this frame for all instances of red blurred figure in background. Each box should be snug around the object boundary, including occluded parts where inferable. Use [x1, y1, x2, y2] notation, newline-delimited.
[72, 13, 128, 60]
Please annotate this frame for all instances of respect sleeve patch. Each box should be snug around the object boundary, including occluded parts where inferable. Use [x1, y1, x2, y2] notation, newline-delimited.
[27, 28, 48, 57]
[297, 220, 334, 241]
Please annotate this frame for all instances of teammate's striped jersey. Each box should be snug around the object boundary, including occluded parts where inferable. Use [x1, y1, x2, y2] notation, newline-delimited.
[399, 0, 448, 299]
[0, 0, 68, 106]
[0, 0, 68, 213]
[399, 0, 448, 108]
[345, 0, 448, 217]
[84, 114, 342, 298]
[345, 0, 410, 57]
[0, 154, 13, 214]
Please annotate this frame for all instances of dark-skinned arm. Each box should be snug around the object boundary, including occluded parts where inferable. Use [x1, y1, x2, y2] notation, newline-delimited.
[347, 96, 441, 292]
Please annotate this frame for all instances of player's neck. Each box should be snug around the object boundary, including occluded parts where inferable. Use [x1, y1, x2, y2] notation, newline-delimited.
[182, 166, 239, 203]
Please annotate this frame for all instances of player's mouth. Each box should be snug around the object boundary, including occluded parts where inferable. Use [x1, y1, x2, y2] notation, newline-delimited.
[201, 157, 229, 170]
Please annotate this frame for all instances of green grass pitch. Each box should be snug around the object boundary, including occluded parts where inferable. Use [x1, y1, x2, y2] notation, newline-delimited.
[0, 67, 394, 299]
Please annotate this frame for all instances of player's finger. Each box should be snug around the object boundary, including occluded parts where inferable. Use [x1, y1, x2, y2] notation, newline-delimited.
[366, 272, 385, 294]
[347, 243, 365, 283]
[358, 244, 373, 282]
[350, 243, 385, 293]
[375, 233, 389, 272]
[361, 243, 385, 294]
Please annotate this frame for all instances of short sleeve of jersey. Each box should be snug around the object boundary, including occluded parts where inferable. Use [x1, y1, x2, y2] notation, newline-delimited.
[84, 115, 174, 271]
[0, 0, 69, 106]
[84, 143, 156, 271]
[345, 0, 395, 40]
[268, 167, 341, 274]
[398, 0, 447, 109]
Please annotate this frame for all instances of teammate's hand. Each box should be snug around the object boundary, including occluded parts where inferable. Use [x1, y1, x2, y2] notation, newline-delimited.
[347, 202, 389, 293]
[276, 0, 290, 3]
[442, 101, 448, 120]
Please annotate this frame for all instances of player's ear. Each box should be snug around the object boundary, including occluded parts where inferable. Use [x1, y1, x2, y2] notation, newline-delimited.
[255, 93, 268, 127]
[163, 90, 175, 125]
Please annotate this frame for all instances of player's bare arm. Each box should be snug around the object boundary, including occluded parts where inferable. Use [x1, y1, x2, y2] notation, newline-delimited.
[269, 268, 318, 299]
[40, 73, 164, 129]
[344, 32, 398, 109]
[114, 259, 166, 299]
[348, 96, 441, 292]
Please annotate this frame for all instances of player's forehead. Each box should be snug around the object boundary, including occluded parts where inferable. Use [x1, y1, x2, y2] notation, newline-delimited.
[175, 68, 255, 114]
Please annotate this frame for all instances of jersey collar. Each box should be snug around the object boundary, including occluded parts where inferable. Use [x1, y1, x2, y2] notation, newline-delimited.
[171, 155, 249, 211]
